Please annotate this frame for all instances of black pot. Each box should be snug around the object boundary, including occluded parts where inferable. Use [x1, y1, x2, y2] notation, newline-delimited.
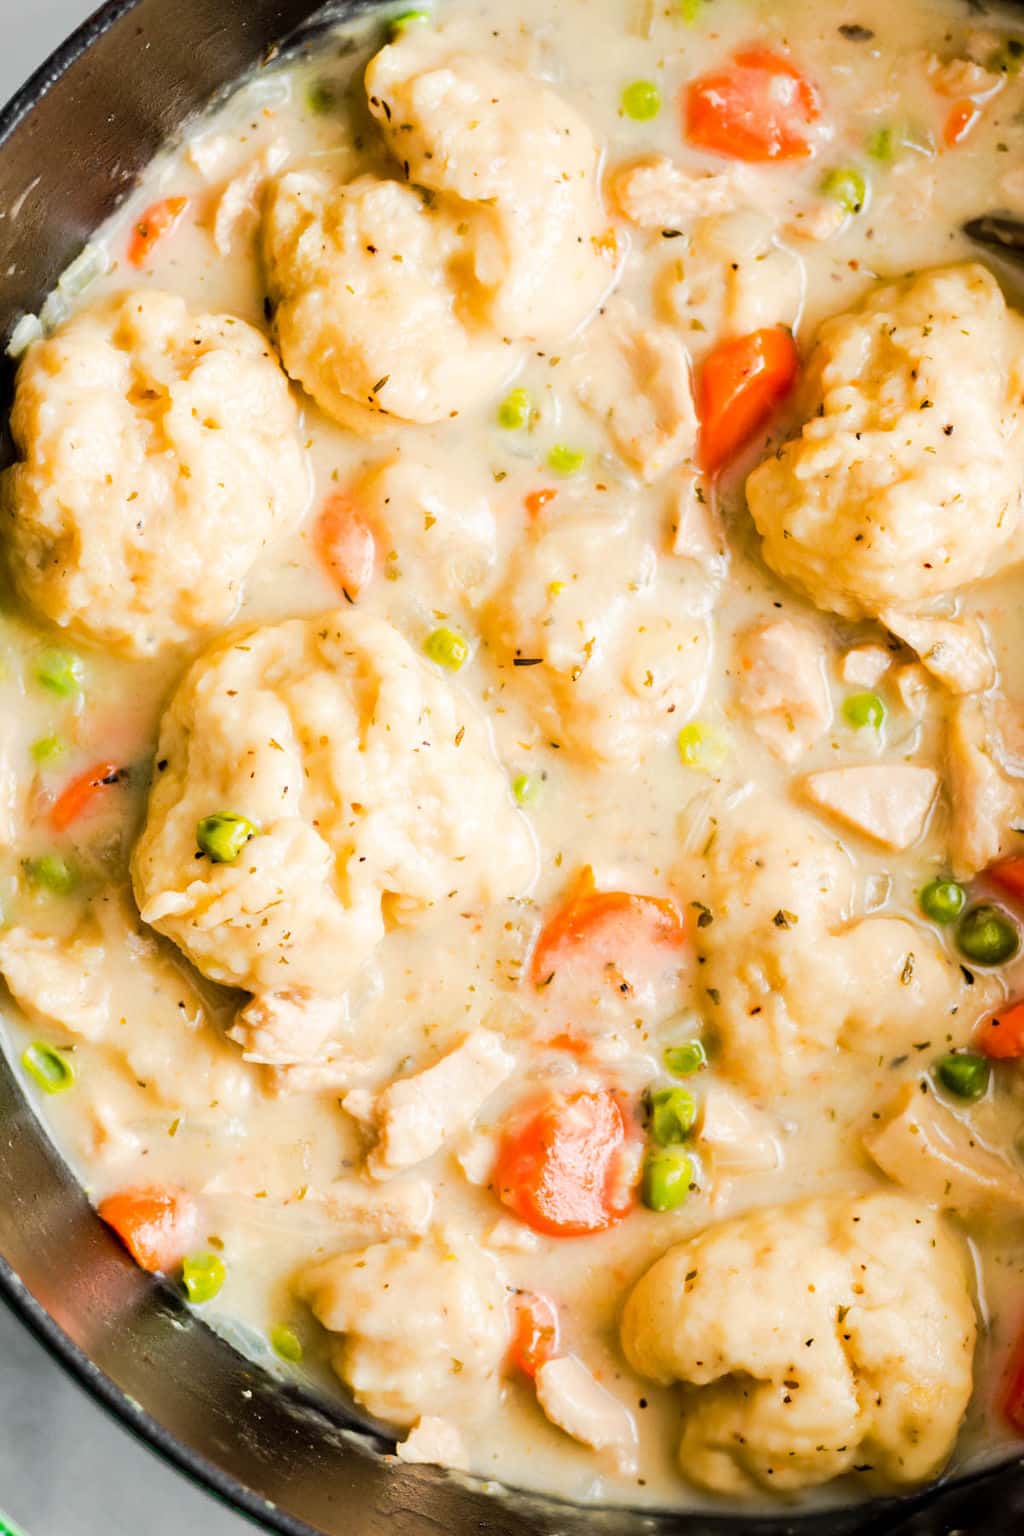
[0, 2, 1022, 1532]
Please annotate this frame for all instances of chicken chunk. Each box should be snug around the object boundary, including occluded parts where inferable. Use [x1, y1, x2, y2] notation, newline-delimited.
[880, 610, 994, 695]
[697, 1083, 781, 1175]
[132, 612, 536, 1051]
[211, 139, 289, 255]
[803, 765, 938, 850]
[0, 891, 249, 1109]
[396, 1416, 470, 1471]
[670, 472, 725, 574]
[610, 153, 736, 227]
[263, 172, 515, 432]
[572, 297, 698, 483]
[947, 695, 1024, 877]
[689, 794, 990, 1092]
[355, 1030, 516, 1179]
[534, 1356, 638, 1474]
[298, 1228, 509, 1427]
[228, 990, 346, 1068]
[841, 644, 892, 689]
[660, 211, 804, 345]
[746, 265, 1024, 621]
[864, 1082, 1024, 1220]
[620, 1192, 976, 1496]
[925, 52, 1002, 96]
[734, 619, 832, 764]
[484, 503, 711, 762]
[1, 291, 309, 655]
[365, 33, 610, 342]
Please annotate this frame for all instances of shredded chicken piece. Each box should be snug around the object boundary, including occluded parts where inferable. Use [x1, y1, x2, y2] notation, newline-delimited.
[396, 1416, 470, 1471]
[355, 1031, 516, 1179]
[925, 52, 1002, 97]
[534, 1356, 639, 1474]
[698, 1083, 781, 1174]
[212, 139, 289, 255]
[670, 472, 726, 574]
[735, 619, 832, 763]
[893, 663, 931, 717]
[865, 1082, 1024, 1218]
[573, 296, 698, 483]
[803, 765, 939, 850]
[880, 610, 994, 695]
[947, 695, 1024, 877]
[840, 644, 892, 689]
[229, 990, 346, 1067]
[610, 153, 736, 227]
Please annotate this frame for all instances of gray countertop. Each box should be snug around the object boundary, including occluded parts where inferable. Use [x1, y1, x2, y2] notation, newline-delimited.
[0, 4, 263, 1533]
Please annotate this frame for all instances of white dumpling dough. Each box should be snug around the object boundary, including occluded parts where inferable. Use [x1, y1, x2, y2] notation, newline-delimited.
[746, 264, 1024, 620]
[2, 290, 308, 655]
[483, 503, 712, 762]
[365, 31, 610, 342]
[263, 172, 515, 432]
[263, 33, 611, 431]
[688, 793, 990, 1091]
[621, 1192, 976, 1496]
[298, 1228, 509, 1427]
[131, 611, 536, 1039]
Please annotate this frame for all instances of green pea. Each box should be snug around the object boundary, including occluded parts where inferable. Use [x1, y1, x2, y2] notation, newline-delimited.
[642, 1146, 694, 1212]
[665, 1040, 707, 1077]
[23, 854, 75, 895]
[270, 1324, 304, 1363]
[423, 626, 470, 672]
[820, 166, 868, 215]
[677, 721, 728, 773]
[389, 6, 431, 35]
[935, 1051, 990, 1102]
[957, 903, 1020, 967]
[866, 125, 894, 162]
[842, 692, 885, 730]
[35, 649, 83, 699]
[182, 1252, 226, 1305]
[497, 387, 533, 430]
[919, 877, 966, 926]
[649, 1086, 697, 1144]
[989, 37, 1024, 74]
[22, 1041, 74, 1094]
[512, 773, 542, 806]
[621, 80, 662, 122]
[197, 813, 258, 865]
[677, 0, 703, 21]
[31, 735, 66, 766]
[306, 80, 337, 115]
[547, 444, 585, 476]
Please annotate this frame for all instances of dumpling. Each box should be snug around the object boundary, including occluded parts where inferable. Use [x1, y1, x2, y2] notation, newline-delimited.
[298, 1228, 509, 1426]
[2, 290, 308, 655]
[365, 30, 610, 341]
[621, 1192, 976, 1496]
[131, 611, 536, 1061]
[746, 264, 1024, 620]
[263, 32, 612, 432]
[263, 173, 515, 431]
[687, 793, 991, 1092]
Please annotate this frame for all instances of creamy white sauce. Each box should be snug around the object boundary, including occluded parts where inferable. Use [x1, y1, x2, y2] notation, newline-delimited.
[2, 0, 1024, 1511]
